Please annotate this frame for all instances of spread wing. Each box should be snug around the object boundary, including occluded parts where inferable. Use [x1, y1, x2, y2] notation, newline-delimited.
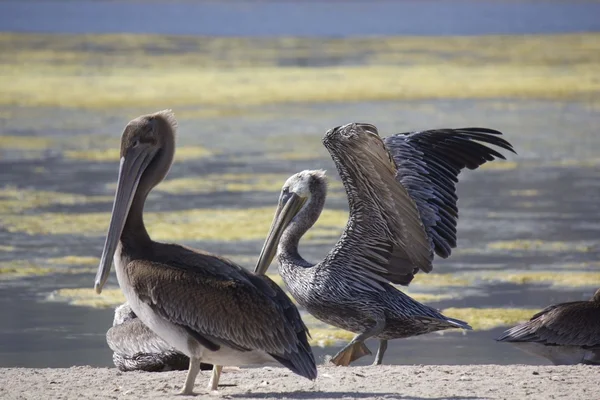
[125, 250, 316, 380]
[383, 128, 515, 259]
[496, 301, 600, 347]
[321, 123, 433, 286]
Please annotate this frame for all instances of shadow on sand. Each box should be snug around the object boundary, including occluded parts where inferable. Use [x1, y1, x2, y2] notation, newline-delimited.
[232, 391, 487, 400]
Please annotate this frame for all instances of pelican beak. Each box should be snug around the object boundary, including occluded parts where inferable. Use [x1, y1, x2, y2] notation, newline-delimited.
[94, 144, 155, 294]
[255, 193, 306, 276]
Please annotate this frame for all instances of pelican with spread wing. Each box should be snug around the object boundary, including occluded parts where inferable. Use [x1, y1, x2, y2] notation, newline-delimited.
[255, 123, 515, 366]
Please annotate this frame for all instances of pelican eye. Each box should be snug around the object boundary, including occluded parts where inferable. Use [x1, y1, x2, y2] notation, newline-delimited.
[132, 139, 140, 148]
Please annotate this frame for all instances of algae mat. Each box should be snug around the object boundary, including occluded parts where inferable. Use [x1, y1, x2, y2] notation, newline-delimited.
[1, 33, 599, 109]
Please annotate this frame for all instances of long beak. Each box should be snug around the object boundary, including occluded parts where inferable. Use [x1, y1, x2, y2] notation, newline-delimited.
[254, 193, 306, 276]
[94, 145, 154, 294]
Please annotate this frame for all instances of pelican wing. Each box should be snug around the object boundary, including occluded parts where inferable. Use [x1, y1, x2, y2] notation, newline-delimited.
[497, 302, 600, 347]
[107, 316, 177, 356]
[383, 128, 515, 259]
[322, 123, 433, 285]
[125, 253, 316, 380]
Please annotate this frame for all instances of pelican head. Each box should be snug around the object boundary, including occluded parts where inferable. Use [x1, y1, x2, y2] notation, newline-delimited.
[255, 170, 327, 275]
[113, 303, 136, 326]
[94, 110, 177, 294]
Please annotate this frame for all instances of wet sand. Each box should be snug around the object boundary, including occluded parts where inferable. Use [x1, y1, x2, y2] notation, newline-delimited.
[1, 365, 597, 399]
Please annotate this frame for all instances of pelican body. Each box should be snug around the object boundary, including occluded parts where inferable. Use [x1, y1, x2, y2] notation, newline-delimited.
[256, 123, 515, 366]
[94, 110, 316, 395]
[107, 303, 215, 372]
[497, 288, 600, 365]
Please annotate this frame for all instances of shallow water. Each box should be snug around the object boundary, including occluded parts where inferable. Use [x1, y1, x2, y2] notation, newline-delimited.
[2, 0, 600, 36]
[1, 98, 599, 368]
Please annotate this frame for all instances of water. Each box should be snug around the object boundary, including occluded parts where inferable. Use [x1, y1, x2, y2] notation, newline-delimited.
[1, 0, 600, 36]
[1, 0, 599, 370]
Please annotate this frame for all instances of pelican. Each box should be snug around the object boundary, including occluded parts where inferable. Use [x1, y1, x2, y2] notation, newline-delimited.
[255, 123, 515, 366]
[107, 302, 214, 372]
[496, 288, 600, 365]
[94, 110, 317, 395]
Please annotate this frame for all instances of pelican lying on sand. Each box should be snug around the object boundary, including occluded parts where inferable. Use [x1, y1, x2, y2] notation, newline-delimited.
[94, 110, 316, 395]
[497, 288, 600, 365]
[107, 303, 214, 372]
[255, 123, 515, 366]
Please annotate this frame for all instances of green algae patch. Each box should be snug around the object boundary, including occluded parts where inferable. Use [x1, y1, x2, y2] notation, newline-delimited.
[480, 161, 519, 171]
[5, 64, 598, 109]
[64, 145, 212, 162]
[0, 186, 112, 214]
[308, 327, 356, 347]
[63, 148, 119, 162]
[486, 240, 593, 253]
[47, 256, 100, 266]
[154, 173, 344, 195]
[441, 308, 538, 331]
[549, 158, 600, 168]
[403, 292, 455, 303]
[299, 314, 355, 347]
[0, 258, 97, 280]
[478, 271, 600, 288]
[1, 207, 349, 241]
[2, 33, 600, 109]
[0, 262, 56, 278]
[156, 173, 291, 195]
[0, 245, 15, 252]
[0, 135, 54, 150]
[49, 287, 125, 309]
[411, 273, 473, 288]
[509, 189, 540, 197]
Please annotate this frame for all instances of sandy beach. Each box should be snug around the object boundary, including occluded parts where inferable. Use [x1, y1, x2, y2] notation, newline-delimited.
[1, 365, 597, 400]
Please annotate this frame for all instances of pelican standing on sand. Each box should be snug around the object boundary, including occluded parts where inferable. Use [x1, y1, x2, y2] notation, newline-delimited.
[94, 110, 316, 395]
[255, 123, 515, 366]
[496, 288, 600, 365]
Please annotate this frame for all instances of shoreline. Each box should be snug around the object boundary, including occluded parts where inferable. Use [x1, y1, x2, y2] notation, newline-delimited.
[1, 365, 597, 399]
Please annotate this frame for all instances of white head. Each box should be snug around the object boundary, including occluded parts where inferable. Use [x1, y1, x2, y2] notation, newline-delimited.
[254, 170, 328, 274]
[280, 169, 327, 200]
[112, 303, 136, 326]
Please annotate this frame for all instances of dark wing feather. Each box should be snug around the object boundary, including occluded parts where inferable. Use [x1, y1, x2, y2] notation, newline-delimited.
[322, 123, 433, 286]
[125, 252, 316, 380]
[496, 301, 600, 347]
[383, 128, 516, 260]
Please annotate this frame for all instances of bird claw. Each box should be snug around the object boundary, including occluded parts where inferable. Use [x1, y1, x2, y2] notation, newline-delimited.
[331, 342, 372, 366]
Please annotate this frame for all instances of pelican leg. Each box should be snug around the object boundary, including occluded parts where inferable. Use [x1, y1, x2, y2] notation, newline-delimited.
[373, 339, 388, 365]
[208, 365, 223, 392]
[331, 319, 385, 366]
[180, 357, 202, 395]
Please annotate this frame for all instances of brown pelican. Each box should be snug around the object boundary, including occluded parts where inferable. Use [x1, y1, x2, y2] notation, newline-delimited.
[94, 110, 317, 395]
[108, 303, 214, 372]
[496, 288, 600, 365]
[255, 123, 515, 366]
